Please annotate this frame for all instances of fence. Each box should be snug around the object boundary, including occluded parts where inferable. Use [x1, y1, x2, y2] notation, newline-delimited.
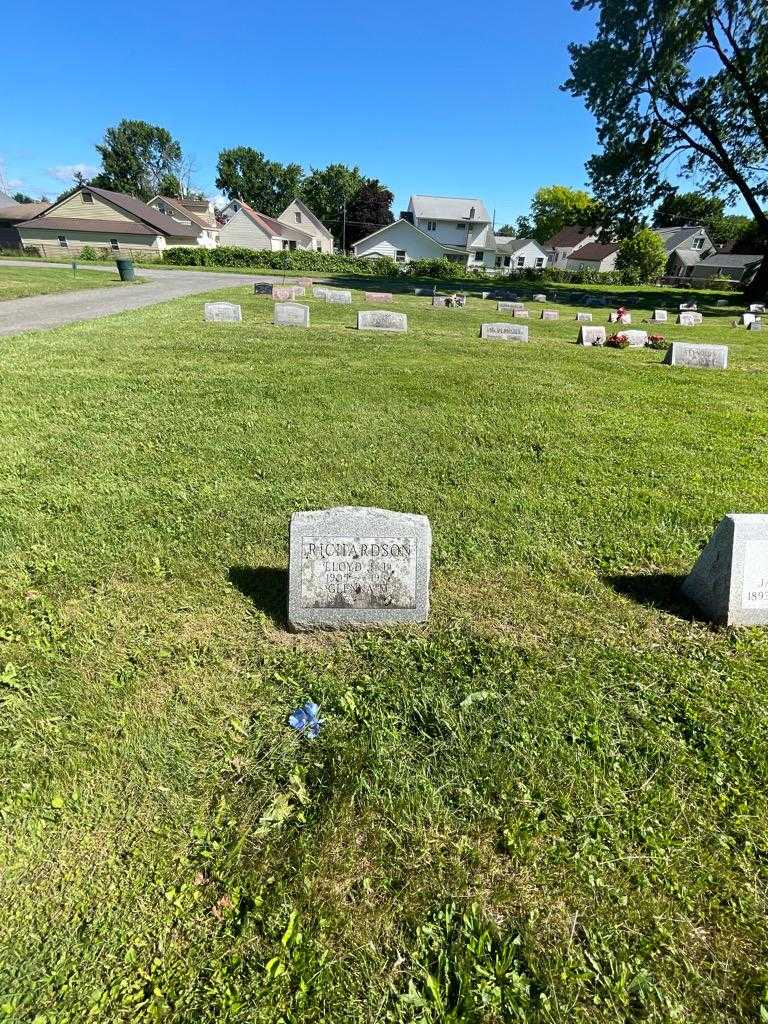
[1, 243, 164, 263]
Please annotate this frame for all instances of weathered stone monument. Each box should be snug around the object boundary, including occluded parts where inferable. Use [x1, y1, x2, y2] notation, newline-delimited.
[326, 289, 353, 304]
[664, 342, 728, 369]
[357, 310, 408, 332]
[576, 312, 593, 322]
[652, 309, 668, 322]
[682, 514, 768, 625]
[541, 310, 559, 320]
[313, 286, 329, 299]
[288, 507, 432, 631]
[622, 329, 649, 347]
[274, 302, 310, 328]
[480, 323, 529, 341]
[677, 311, 703, 326]
[204, 301, 242, 323]
[533, 293, 547, 302]
[364, 292, 394, 302]
[579, 325, 607, 346]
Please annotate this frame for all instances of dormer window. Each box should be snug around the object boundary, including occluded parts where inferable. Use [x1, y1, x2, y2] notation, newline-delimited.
[692, 236, 705, 250]
[295, 212, 302, 223]
[82, 192, 93, 204]
[426, 220, 436, 231]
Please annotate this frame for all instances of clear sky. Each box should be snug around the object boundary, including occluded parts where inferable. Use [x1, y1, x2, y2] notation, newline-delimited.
[2, 0, 603, 224]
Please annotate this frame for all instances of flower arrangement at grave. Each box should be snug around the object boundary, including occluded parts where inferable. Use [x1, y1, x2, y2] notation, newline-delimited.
[646, 334, 669, 350]
[606, 333, 630, 348]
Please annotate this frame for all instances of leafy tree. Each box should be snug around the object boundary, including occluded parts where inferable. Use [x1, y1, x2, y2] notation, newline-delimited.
[215, 147, 303, 218]
[496, 223, 517, 236]
[157, 173, 182, 198]
[653, 191, 726, 231]
[344, 178, 394, 247]
[91, 120, 183, 201]
[719, 213, 756, 243]
[565, 0, 768, 297]
[301, 164, 364, 245]
[515, 186, 599, 242]
[616, 227, 669, 282]
[11, 192, 34, 203]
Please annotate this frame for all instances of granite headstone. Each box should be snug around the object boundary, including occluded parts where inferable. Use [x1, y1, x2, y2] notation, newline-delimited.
[204, 301, 242, 323]
[357, 310, 408, 332]
[682, 514, 768, 625]
[664, 341, 728, 369]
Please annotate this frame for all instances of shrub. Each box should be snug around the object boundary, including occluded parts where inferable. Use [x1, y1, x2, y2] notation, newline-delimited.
[408, 257, 470, 280]
[616, 228, 668, 283]
[162, 246, 392, 276]
[606, 333, 630, 348]
[79, 246, 99, 261]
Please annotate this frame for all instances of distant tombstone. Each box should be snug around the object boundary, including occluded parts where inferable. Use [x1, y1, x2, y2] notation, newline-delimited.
[364, 291, 394, 302]
[576, 312, 593, 322]
[609, 312, 632, 324]
[677, 311, 703, 326]
[748, 321, 763, 331]
[541, 310, 559, 320]
[664, 341, 728, 369]
[295, 278, 313, 287]
[288, 507, 432, 631]
[513, 308, 530, 318]
[413, 287, 430, 295]
[313, 286, 329, 299]
[272, 286, 295, 302]
[432, 296, 463, 308]
[254, 282, 273, 295]
[357, 310, 408, 332]
[679, 302, 698, 311]
[716, 299, 729, 307]
[480, 322, 529, 342]
[274, 302, 310, 328]
[290, 285, 306, 298]
[498, 301, 523, 312]
[622, 329, 648, 347]
[652, 309, 668, 322]
[533, 293, 547, 302]
[749, 303, 766, 314]
[742, 313, 758, 326]
[204, 301, 242, 323]
[579, 325, 606, 346]
[481, 291, 492, 300]
[682, 514, 768, 625]
[326, 289, 352, 304]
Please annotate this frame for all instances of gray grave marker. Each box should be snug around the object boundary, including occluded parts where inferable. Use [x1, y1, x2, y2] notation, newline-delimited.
[652, 309, 668, 322]
[274, 302, 310, 328]
[357, 310, 408, 332]
[716, 299, 729, 307]
[679, 302, 698, 311]
[313, 286, 329, 299]
[288, 507, 432, 631]
[576, 312, 593, 322]
[272, 286, 295, 302]
[579, 325, 606, 346]
[204, 301, 242, 323]
[664, 342, 728, 369]
[683, 514, 768, 625]
[533, 293, 547, 302]
[254, 282, 273, 295]
[748, 321, 763, 331]
[541, 310, 559, 321]
[326, 289, 353, 304]
[622, 329, 649, 347]
[749, 303, 766, 314]
[364, 292, 394, 302]
[480, 322, 529, 341]
[677, 311, 703, 326]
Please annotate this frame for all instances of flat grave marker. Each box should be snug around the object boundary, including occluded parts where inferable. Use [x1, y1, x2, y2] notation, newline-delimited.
[664, 341, 728, 369]
[274, 302, 310, 328]
[357, 310, 408, 332]
[204, 301, 242, 323]
[288, 506, 432, 631]
[683, 513, 768, 625]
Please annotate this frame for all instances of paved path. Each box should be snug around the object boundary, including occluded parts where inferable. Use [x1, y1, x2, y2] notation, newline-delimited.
[0, 260, 291, 336]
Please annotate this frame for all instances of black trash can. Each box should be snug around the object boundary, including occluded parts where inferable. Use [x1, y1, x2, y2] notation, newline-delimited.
[115, 258, 135, 281]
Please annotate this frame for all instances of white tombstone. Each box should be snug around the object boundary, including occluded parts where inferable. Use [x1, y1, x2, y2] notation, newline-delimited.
[749, 303, 766, 314]
[326, 289, 352, 304]
[357, 310, 408, 332]
[664, 342, 728, 369]
[313, 286, 329, 299]
[364, 292, 394, 302]
[576, 312, 593, 322]
[204, 302, 242, 323]
[677, 311, 703, 326]
[541, 310, 559, 321]
[480, 323, 529, 342]
[512, 308, 530, 318]
[579, 325, 606, 346]
[274, 302, 310, 328]
[679, 302, 697, 311]
[742, 313, 758, 326]
[683, 514, 768, 625]
[622, 330, 648, 347]
[533, 293, 547, 302]
[652, 309, 668, 322]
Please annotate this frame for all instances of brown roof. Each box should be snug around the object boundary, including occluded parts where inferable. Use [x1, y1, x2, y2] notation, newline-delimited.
[569, 241, 620, 261]
[23, 186, 200, 238]
[17, 215, 161, 236]
[0, 201, 52, 223]
[543, 225, 595, 249]
[237, 200, 313, 242]
[153, 195, 216, 231]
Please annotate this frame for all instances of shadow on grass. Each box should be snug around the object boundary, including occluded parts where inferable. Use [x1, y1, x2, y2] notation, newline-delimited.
[228, 565, 288, 627]
[605, 573, 708, 622]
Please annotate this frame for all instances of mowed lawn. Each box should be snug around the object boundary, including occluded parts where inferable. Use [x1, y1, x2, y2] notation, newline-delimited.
[0, 264, 129, 300]
[2, 282, 768, 1023]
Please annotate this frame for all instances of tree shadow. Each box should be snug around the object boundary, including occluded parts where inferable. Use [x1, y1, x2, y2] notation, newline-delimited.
[228, 565, 288, 627]
[605, 572, 708, 622]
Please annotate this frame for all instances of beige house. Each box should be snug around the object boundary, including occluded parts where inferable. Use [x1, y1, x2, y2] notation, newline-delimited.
[277, 198, 334, 253]
[218, 198, 333, 252]
[17, 186, 200, 256]
[565, 241, 621, 272]
[148, 194, 220, 247]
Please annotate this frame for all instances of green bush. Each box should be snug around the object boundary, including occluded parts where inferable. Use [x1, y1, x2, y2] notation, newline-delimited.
[163, 246, 391, 276]
[407, 257, 470, 280]
[79, 246, 99, 261]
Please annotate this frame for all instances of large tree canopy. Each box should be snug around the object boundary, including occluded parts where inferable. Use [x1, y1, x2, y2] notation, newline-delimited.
[525, 184, 599, 242]
[300, 164, 363, 245]
[215, 147, 303, 218]
[565, 0, 768, 294]
[343, 178, 394, 248]
[91, 120, 183, 202]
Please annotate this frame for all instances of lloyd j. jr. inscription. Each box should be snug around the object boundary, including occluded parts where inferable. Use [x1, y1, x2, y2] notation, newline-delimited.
[288, 507, 431, 631]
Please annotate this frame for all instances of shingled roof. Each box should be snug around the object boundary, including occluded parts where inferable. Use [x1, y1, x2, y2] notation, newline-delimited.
[543, 225, 595, 248]
[569, 241, 619, 261]
[20, 186, 200, 238]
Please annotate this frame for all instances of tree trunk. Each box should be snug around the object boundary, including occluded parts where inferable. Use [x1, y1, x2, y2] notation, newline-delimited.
[745, 252, 768, 301]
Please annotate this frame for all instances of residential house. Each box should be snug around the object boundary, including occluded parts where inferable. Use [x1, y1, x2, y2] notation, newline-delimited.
[542, 225, 598, 267]
[655, 225, 715, 277]
[0, 200, 51, 249]
[149, 194, 219, 247]
[16, 186, 200, 255]
[218, 198, 330, 252]
[688, 252, 763, 284]
[352, 194, 548, 273]
[565, 242, 621, 273]
[277, 198, 334, 253]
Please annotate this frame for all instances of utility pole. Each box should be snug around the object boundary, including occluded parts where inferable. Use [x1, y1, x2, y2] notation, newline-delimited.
[342, 198, 347, 253]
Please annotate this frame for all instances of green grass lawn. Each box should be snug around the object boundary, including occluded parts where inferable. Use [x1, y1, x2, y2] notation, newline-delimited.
[1, 283, 767, 1023]
[0, 264, 132, 300]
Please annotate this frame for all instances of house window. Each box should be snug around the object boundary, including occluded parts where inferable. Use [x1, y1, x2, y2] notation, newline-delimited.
[474, 251, 484, 262]
[516, 256, 525, 268]
[295, 212, 302, 223]
[692, 236, 705, 250]
[495, 256, 502, 268]
[58, 235, 68, 248]
[504, 256, 511, 267]
[395, 249, 407, 262]
[82, 192, 93, 204]
[316, 242, 322, 252]
[426, 220, 436, 231]
[110, 238, 119, 251]
[535, 257, 544, 268]
[456, 223, 465, 230]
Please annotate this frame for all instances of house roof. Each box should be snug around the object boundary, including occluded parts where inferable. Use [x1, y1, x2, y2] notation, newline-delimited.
[543, 225, 595, 248]
[409, 194, 491, 224]
[16, 215, 162, 236]
[673, 248, 703, 267]
[150, 195, 215, 231]
[467, 224, 497, 250]
[495, 236, 544, 255]
[233, 200, 314, 243]
[698, 252, 764, 268]
[25, 186, 200, 238]
[569, 241, 619, 261]
[0, 201, 52, 223]
[351, 217, 468, 255]
[279, 197, 333, 239]
[655, 225, 708, 253]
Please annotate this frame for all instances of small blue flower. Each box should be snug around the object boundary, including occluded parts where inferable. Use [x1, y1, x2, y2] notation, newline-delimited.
[288, 701, 322, 739]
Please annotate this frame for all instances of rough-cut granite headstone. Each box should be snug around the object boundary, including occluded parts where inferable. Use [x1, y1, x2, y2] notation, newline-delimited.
[364, 292, 394, 302]
[621, 329, 648, 347]
[541, 310, 559, 321]
[326, 289, 352, 304]
[254, 282, 273, 295]
[204, 301, 242, 323]
[579, 325, 607, 346]
[664, 341, 728, 369]
[576, 312, 593, 322]
[480, 322, 529, 341]
[357, 310, 407, 332]
[677, 311, 703, 326]
[682, 514, 768, 625]
[533, 293, 547, 302]
[274, 302, 310, 328]
[272, 286, 295, 302]
[288, 507, 431, 631]
[652, 309, 668, 322]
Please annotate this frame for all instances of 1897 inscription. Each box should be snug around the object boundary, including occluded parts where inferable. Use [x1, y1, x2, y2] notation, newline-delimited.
[743, 540, 768, 609]
[300, 537, 417, 609]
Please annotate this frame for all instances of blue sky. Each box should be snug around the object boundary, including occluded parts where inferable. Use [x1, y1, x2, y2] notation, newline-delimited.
[2, 0, 604, 224]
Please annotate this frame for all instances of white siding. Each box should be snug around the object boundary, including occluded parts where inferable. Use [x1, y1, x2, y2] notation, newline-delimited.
[353, 221, 444, 262]
[218, 211, 272, 250]
[414, 217, 479, 248]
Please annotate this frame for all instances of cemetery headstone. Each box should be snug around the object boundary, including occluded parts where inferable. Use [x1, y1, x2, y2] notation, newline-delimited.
[749, 303, 766, 314]
[357, 310, 408, 332]
[622, 329, 649, 347]
[254, 282, 273, 295]
[480, 323, 529, 342]
[204, 301, 242, 323]
[748, 321, 763, 331]
[682, 513, 768, 626]
[677, 311, 703, 326]
[579, 325, 607, 346]
[533, 293, 547, 302]
[498, 301, 525, 312]
[541, 310, 559, 321]
[288, 507, 432, 631]
[664, 341, 728, 369]
[679, 303, 698, 311]
[576, 312, 593, 322]
[364, 292, 394, 302]
[326, 289, 353, 304]
[652, 309, 668, 322]
[291, 286, 306, 298]
[313, 286, 329, 299]
[513, 308, 530, 318]
[716, 299, 729, 307]
[274, 302, 310, 328]
[742, 313, 758, 326]
[272, 286, 295, 302]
